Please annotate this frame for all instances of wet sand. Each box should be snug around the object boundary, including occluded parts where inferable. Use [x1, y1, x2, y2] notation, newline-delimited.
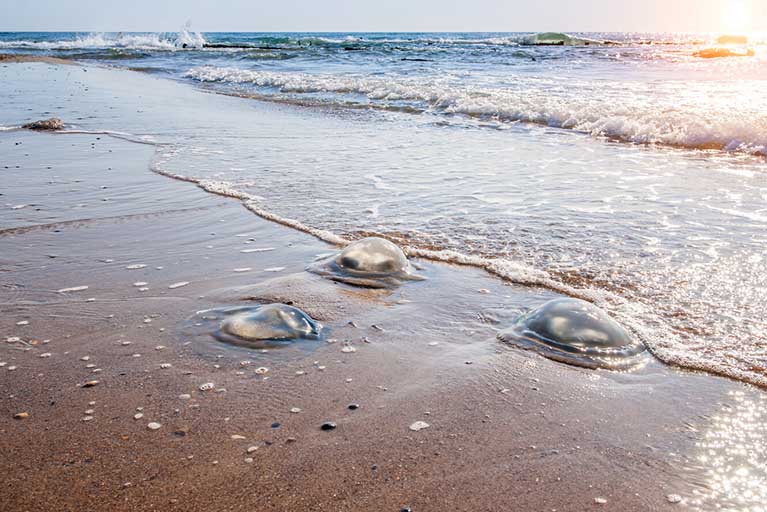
[0, 53, 76, 65]
[1, 67, 764, 512]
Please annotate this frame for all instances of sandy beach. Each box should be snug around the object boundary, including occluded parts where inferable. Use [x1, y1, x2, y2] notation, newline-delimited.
[1, 60, 765, 511]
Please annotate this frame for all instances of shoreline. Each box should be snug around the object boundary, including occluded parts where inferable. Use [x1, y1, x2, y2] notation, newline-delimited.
[1, 62, 764, 511]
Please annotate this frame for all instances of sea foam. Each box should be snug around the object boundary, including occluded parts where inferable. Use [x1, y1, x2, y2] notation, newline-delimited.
[184, 66, 767, 156]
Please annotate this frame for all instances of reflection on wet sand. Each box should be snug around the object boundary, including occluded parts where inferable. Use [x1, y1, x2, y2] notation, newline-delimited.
[691, 391, 767, 511]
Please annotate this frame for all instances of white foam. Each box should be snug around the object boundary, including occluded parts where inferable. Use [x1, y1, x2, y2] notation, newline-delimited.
[0, 30, 205, 51]
[184, 66, 767, 157]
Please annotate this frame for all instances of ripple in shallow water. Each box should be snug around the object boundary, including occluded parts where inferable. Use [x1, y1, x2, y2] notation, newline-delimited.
[307, 237, 425, 288]
[498, 298, 648, 370]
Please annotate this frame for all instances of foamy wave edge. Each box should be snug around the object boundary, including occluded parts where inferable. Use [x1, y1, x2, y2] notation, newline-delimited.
[184, 66, 767, 157]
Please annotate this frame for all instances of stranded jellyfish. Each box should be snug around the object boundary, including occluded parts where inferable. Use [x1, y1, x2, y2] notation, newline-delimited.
[307, 237, 424, 288]
[212, 303, 322, 348]
[498, 298, 647, 370]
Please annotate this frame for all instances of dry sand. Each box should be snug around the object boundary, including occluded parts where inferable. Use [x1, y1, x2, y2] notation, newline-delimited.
[1, 76, 763, 512]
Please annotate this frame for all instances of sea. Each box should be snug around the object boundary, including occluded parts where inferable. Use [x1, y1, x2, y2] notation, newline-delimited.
[1, 29, 766, 387]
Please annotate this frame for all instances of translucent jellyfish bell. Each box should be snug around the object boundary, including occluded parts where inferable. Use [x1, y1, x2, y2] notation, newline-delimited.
[307, 237, 424, 288]
[214, 304, 322, 348]
[498, 298, 647, 370]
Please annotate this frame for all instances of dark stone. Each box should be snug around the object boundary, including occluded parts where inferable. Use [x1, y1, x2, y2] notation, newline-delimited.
[347, 403, 360, 410]
[22, 118, 64, 131]
[271, 422, 280, 428]
[320, 422, 337, 431]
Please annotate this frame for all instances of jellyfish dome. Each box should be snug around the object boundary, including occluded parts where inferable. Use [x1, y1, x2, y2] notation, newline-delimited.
[215, 303, 322, 347]
[498, 298, 647, 370]
[307, 237, 424, 288]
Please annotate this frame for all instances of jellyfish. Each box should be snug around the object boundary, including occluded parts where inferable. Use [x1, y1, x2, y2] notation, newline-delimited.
[498, 298, 647, 370]
[213, 303, 322, 348]
[306, 237, 424, 288]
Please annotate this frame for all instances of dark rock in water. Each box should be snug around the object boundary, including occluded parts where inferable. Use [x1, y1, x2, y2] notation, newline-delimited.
[320, 422, 337, 431]
[306, 237, 425, 288]
[213, 303, 322, 348]
[22, 118, 64, 131]
[347, 403, 360, 410]
[695, 47, 754, 59]
[498, 298, 647, 370]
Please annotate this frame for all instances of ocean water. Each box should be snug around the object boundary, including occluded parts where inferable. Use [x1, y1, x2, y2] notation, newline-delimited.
[1, 30, 767, 387]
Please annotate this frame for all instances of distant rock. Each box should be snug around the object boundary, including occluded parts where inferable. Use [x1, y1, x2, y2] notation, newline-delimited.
[22, 118, 64, 131]
[717, 35, 748, 45]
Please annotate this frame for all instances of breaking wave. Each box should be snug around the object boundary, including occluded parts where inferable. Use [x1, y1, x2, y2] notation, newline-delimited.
[0, 28, 205, 51]
[184, 66, 767, 156]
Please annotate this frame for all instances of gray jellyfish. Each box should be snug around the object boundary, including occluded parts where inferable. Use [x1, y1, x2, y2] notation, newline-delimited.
[498, 298, 647, 370]
[213, 303, 322, 348]
[306, 237, 425, 288]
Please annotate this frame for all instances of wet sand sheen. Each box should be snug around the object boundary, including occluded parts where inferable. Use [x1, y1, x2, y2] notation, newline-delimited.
[1, 69, 766, 512]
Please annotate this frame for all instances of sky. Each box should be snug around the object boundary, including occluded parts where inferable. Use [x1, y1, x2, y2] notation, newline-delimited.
[1, 0, 765, 33]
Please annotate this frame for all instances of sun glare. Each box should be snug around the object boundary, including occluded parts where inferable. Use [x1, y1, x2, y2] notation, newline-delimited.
[722, 0, 751, 33]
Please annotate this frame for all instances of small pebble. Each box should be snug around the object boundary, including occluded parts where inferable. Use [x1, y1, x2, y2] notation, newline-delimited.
[348, 403, 360, 410]
[57, 286, 89, 293]
[147, 422, 162, 430]
[290, 407, 302, 414]
[667, 494, 682, 504]
[409, 421, 430, 432]
[341, 346, 356, 353]
[13, 412, 29, 419]
[231, 434, 246, 440]
[134, 413, 144, 420]
[244, 457, 254, 464]
[595, 497, 607, 505]
[320, 422, 337, 431]
[82, 416, 94, 422]
[168, 281, 190, 289]
[246, 446, 258, 453]
[254, 367, 269, 375]
[82, 380, 99, 388]
[198, 382, 215, 391]
[179, 394, 192, 400]
[39, 353, 51, 358]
